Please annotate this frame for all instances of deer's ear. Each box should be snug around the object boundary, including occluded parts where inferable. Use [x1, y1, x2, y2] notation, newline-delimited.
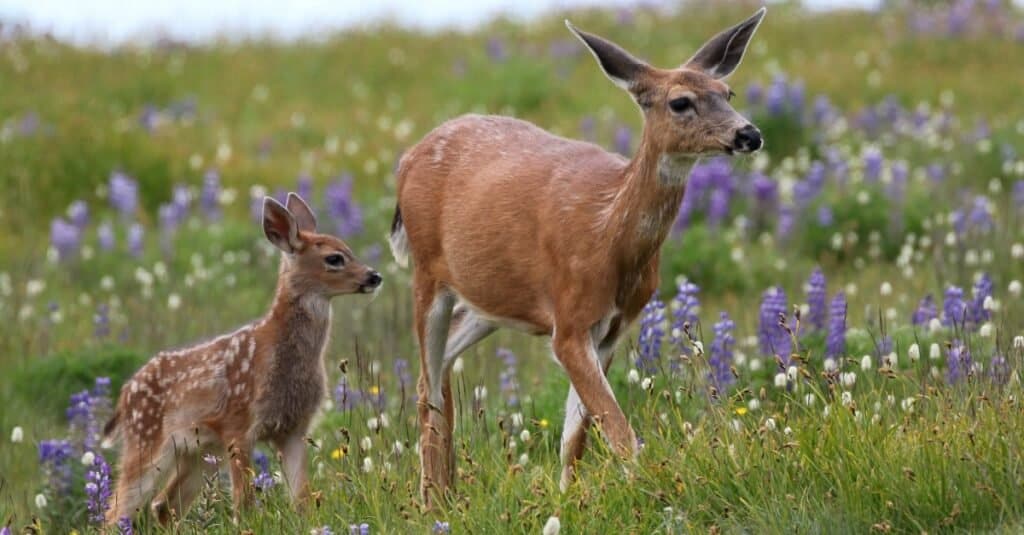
[684, 7, 766, 79]
[262, 197, 302, 254]
[286, 192, 317, 233]
[566, 20, 650, 93]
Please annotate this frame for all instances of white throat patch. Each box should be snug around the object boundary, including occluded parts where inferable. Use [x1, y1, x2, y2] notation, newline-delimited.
[657, 154, 697, 186]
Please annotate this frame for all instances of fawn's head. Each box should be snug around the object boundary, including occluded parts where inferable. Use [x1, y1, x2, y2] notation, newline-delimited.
[568, 8, 765, 157]
[262, 193, 382, 297]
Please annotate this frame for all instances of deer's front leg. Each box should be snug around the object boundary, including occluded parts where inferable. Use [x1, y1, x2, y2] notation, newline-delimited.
[553, 328, 636, 459]
[225, 437, 254, 520]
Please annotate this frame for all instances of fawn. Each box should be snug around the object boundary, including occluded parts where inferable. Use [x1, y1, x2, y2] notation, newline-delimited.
[103, 193, 382, 525]
[390, 9, 765, 504]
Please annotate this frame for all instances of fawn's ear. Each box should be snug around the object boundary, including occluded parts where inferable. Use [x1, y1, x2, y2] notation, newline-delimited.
[263, 197, 302, 254]
[684, 7, 766, 79]
[566, 20, 651, 93]
[286, 192, 317, 233]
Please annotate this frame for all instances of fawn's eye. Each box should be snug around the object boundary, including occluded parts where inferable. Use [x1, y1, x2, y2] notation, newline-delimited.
[668, 96, 694, 113]
[325, 254, 345, 267]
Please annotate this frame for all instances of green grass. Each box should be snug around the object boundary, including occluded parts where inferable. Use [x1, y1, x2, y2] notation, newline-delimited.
[3, 1, 1024, 533]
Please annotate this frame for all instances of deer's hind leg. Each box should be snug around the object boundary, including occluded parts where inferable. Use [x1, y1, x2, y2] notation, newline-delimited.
[106, 434, 176, 526]
[151, 430, 218, 524]
[414, 276, 457, 507]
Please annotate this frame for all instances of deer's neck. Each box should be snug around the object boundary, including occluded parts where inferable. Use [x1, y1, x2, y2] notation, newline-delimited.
[604, 138, 696, 270]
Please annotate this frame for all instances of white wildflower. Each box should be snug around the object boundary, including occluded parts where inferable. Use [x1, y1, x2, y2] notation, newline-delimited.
[930, 343, 942, 360]
[1010, 280, 1022, 297]
[640, 377, 653, 391]
[786, 366, 798, 382]
[452, 357, 464, 374]
[35, 493, 47, 509]
[774, 373, 787, 388]
[360, 436, 372, 451]
[908, 343, 920, 362]
[841, 391, 853, 407]
[883, 352, 897, 368]
[519, 429, 531, 443]
[901, 397, 915, 413]
[362, 456, 373, 473]
[880, 282, 892, 296]
[627, 368, 640, 385]
[474, 385, 487, 401]
[783, 426, 793, 436]
[367, 417, 380, 431]
[11, 426, 23, 443]
[393, 441, 404, 455]
[747, 399, 760, 412]
[26, 279, 45, 297]
[764, 418, 777, 431]
[928, 317, 942, 333]
[841, 372, 857, 388]
[804, 394, 816, 406]
[543, 516, 561, 535]
[861, 355, 873, 371]
[81, 451, 95, 466]
[167, 293, 181, 310]
[979, 322, 993, 338]
[824, 358, 838, 372]
[1014, 336, 1024, 349]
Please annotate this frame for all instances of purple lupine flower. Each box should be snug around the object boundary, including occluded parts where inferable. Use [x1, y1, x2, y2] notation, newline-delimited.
[863, 147, 883, 182]
[805, 268, 827, 331]
[788, 80, 806, 117]
[94, 303, 110, 339]
[317, 527, 334, 535]
[1014, 181, 1024, 212]
[969, 273, 993, 326]
[97, 222, 115, 251]
[812, 94, 833, 124]
[108, 171, 139, 218]
[990, 352, 1010, 385]
[765, 75, 787, 115]
[670, 281, 700, 353]
[486, 37, 507, 62]
[613, 125, 633, 156]
[39, 439, 73, 495]
[745, 81, 763, 106]
[967, 196, 993, 234]
[85, 454, 112, 524]
[708, 312, 735, 390]
[825, 292, 846, 361]
[636, 296, 666, 373]
[50, 217, 82, 260]
[325, 174, 364, 236]
[139, 104, 159, 133]
[911, 294, 938, 326]
[349, 523, 370, 535]
[758, 287, 789, 358]
[777, 204, 795, 241]
[333, 376, 362, 411]
[117, 516, 134, 535]
[200, 169, 221, 221]
[297, 173, 314, 202]
[946, 340, 972, 384]
[707, 188, 730, 228]
[497, 348, 520, 407]
[433, 521, 451, 534]
[942, 286, 967, 328]
[68, 200, 89, 228]
[362, 243, 382, 265]
[127, 223, 144, 257]
[394, 358, 412, 391]
[750, 171, 777, 207]
[817, 206, 833, 226]
[927, 163, 945, 182]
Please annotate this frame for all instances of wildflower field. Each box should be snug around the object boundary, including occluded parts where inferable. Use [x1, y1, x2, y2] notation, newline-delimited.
[4, 1, 1024, 532]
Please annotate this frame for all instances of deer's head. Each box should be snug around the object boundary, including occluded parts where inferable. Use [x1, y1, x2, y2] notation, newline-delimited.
[263, 193, 382, 297]
[568, 8, 765, 157]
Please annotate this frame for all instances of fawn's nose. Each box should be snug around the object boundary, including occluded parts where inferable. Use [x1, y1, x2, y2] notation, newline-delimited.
[733, 124, 763, 153]
[364, 271, 382, 288]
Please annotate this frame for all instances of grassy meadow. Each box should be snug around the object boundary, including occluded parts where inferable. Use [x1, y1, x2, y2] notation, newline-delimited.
[3, 0, 1024, 532]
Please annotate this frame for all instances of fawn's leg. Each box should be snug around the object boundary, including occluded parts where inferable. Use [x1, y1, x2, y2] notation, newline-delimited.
[224, 435, 254, 520]
[106, 437, 175, 526]
[151, 454, 215, 525]
[414, 277, 456, 507]
[276, 432, 310, 504]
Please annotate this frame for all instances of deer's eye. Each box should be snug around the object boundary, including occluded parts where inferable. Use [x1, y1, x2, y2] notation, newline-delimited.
[325, 254, 345, 267]
[668, 97, 694, 113]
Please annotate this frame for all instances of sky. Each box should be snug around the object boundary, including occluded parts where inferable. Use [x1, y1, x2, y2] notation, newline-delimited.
[0, 0, 880, 45]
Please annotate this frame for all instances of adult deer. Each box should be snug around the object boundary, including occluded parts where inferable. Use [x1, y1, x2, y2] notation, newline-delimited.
[103, 193, 382, 525]
[390, 8, 765, 503]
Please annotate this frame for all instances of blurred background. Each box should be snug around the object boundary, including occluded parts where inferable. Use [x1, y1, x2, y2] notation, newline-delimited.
[3, 0, 1024, 530]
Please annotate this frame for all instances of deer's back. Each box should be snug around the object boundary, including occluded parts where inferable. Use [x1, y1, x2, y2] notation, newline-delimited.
[396, 114, 629, 330]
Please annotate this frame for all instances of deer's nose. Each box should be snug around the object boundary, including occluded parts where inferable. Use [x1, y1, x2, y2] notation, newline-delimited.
[364, 271, 382, 288]
[733, 125, 763, 152]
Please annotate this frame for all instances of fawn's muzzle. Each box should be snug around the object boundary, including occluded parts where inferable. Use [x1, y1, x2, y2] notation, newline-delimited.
[361, 271, 383, 292]
[733, 124, 763, 153]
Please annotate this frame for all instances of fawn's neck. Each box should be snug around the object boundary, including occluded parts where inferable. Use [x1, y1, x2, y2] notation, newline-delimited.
[261, 264, 333, 363]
